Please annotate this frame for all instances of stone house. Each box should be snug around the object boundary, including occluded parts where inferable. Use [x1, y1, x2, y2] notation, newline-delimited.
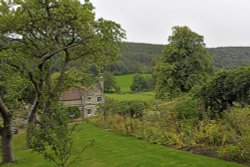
[59, 77, 104, 117]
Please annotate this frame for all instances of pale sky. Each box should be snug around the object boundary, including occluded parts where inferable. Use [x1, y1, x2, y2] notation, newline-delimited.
[89, 0, 250, 47]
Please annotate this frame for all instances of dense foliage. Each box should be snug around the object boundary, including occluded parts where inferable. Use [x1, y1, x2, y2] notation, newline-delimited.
[155, 26, 213, 99]
[63, 106, 81, 119]
[197, 66, 250, 117]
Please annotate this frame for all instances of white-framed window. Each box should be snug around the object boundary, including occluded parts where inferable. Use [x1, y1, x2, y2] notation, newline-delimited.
[97, 96, 102, 102]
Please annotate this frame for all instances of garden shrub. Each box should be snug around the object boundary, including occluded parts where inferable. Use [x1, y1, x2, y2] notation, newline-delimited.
[218, 145, 243, 161]
[63, 106, 81, 119]
[97, 98, 120, 120]
[220, 107, 250, 162]
[192, 120, 229, 148]
[175, 96, 200, 120]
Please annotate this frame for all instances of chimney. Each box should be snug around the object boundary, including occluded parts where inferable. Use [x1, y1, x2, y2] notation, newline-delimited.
[99, 76, 104, 94]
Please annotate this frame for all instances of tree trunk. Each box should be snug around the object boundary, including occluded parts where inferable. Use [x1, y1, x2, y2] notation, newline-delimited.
[1, 124, 14, 163]
[0, 97, 15, 163]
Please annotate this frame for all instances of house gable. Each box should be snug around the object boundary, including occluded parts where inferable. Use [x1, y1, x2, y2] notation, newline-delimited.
[60, 78, 104, 117]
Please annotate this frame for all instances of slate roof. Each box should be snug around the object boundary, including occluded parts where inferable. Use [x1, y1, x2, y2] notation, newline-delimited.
[59, 83, 103, 101]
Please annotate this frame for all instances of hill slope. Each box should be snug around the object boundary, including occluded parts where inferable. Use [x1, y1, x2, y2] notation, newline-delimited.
[108, 42, 250, 74]
[106, 43, 163, 74]
[209, 47, 250, 68]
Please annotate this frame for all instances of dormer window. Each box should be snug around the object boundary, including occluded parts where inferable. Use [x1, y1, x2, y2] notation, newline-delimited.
[97, 96, 102, 102]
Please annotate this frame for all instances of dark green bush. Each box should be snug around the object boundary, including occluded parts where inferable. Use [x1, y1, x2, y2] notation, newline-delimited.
[63, 106, 81, 119]
[198, 66, 250, 116]
[130, 74, 148, 92]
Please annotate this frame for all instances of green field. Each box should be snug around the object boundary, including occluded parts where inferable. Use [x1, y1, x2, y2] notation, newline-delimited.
[106, 92, 155, 101]
[3, 123, 245, 167]
[115, 74, 151, 93]
[110, 74, 154, 101]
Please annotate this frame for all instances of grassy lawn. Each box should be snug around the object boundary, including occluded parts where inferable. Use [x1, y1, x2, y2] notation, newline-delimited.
[106, 92, 155, 101]
[115, 74, 151, 93]
[3, 123, 245, 167]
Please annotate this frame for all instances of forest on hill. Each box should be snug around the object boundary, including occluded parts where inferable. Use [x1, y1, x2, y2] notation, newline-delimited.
[105, 42, 163, 74]
[108, 42, 250, 74]
[210, 47, 250, 68]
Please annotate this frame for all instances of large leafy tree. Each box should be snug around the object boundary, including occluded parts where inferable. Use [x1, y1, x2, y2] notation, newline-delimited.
[155, 26, 212, 99]
[0, 0, 125, 161]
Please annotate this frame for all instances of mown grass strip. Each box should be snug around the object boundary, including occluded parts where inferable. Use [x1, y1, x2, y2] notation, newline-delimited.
[3, 123, 245, 167]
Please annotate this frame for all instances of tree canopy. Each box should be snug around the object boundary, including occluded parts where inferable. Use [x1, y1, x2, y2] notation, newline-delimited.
[155, 26, 213, 99]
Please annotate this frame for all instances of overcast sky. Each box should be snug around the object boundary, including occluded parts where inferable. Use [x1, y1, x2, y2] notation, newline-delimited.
[89, 0, 250, 47]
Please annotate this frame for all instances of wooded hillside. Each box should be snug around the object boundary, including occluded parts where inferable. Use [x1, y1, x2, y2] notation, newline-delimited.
[106, 43, 163, 74]
[210, 47, 250, 68]
[108, 43, 250, 74]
